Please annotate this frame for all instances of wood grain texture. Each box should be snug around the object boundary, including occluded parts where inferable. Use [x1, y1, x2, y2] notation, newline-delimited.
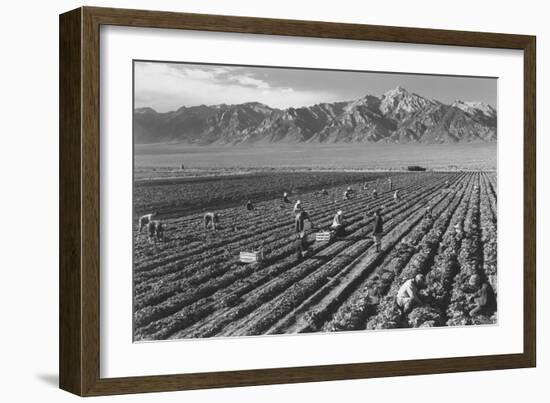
[59, 8, 82, 396]
[81, 6, 102, 396]
[59, 6, 537, 396]
[523, 38, 536, 367]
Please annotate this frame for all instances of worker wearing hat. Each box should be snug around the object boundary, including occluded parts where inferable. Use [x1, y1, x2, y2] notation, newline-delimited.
[343, 188, 352, 200]
[424, 206, 433, 219]
[331, 210, 345, 237]
[396, 274, 427, 314]
[393, 190, 400, 202]
[283, 192, 291, 204]
[293, 199, 303, 214]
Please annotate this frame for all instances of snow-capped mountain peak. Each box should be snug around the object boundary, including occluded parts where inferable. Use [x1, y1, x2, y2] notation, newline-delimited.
[452, 100, 496, 119]
[134, 87, 497, 145]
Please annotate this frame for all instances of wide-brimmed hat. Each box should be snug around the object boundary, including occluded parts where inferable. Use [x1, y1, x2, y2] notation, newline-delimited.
[337, 210, 343, 215]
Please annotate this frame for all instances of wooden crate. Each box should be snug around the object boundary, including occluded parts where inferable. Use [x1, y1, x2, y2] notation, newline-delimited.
[315, 231, 333, 242]
[239, 251, 263, 264]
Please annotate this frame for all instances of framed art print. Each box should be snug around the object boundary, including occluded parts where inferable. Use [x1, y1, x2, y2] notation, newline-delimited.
[59, 6, 536, 396]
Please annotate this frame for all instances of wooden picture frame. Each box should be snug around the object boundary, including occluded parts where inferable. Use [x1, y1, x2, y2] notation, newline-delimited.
[59, 6, 536, 396]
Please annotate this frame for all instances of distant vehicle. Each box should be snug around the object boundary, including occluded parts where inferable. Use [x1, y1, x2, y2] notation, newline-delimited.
[407, 165, 427, 172]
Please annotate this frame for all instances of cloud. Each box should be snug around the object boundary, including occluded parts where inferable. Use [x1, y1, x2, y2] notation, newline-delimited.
[227, 74, 271, 89]
[134, 62, 336, 112]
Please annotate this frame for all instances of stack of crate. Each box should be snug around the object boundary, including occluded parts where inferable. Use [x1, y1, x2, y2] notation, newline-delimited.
[315, 231, 333, 242]
[239, 250, 264, 264]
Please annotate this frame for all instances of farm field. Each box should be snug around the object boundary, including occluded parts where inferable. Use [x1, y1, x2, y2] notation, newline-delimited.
[134, 143, 497, 180]
[133, 171, 497, 341]
[134, 171, 402, 218]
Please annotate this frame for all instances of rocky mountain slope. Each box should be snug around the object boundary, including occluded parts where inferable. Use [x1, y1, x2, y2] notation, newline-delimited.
[134, 87, 497, 145]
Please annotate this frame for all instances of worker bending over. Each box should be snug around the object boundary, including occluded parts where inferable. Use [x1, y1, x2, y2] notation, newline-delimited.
[424, 206, 433, 219]
[331, 210, 345, 237]
[138, 212, 157, 232]
[396, 274, 427, 314]
[393, 190, 400, 202]
[468, 275, 496, 317]
[283, 192, 291, 203]
[147, 220, 164, 243]
[204, 212, 220, 231]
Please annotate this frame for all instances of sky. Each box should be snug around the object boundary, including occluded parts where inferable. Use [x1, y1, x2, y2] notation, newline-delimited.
[134, 61, 497, 113]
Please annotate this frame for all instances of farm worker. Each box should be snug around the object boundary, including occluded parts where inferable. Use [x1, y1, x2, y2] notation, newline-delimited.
[204, 212, 220, 231]
[444, 180, 450, 188]
[138, 212, 157, 232]
[155, 221, 164, 241]
[372, 208, 384, 252]
[295, 211, 314, 234]
[396, 274, 427, 314]
[321, 188, 329, 196]
[468, 275, 496, 317]
[343, 190, 351, 200]
[293, 200, 303, 214]
[453, 222, 463, 237]
[424, 206, 433, 219]
[363, 182, 369, 190]
[388, 178, 393, 191]
[283, 192, 291, 203]
[393, 190, 400, 202]
[331, 210, 345, 237]
[372, 189, 378, 198]
[246, 200, 254, 211]
[295, 231, 310, 261]
[347, 186, 354, 194]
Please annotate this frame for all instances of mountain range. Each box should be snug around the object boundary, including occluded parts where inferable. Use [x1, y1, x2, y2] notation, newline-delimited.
[134, 87, 497, 145]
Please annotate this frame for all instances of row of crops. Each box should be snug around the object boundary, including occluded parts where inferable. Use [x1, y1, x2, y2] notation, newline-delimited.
[133, 171, 497, 340]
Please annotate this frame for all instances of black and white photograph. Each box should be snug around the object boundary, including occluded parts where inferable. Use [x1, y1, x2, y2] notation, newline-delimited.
[132, 61, 498, 341]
